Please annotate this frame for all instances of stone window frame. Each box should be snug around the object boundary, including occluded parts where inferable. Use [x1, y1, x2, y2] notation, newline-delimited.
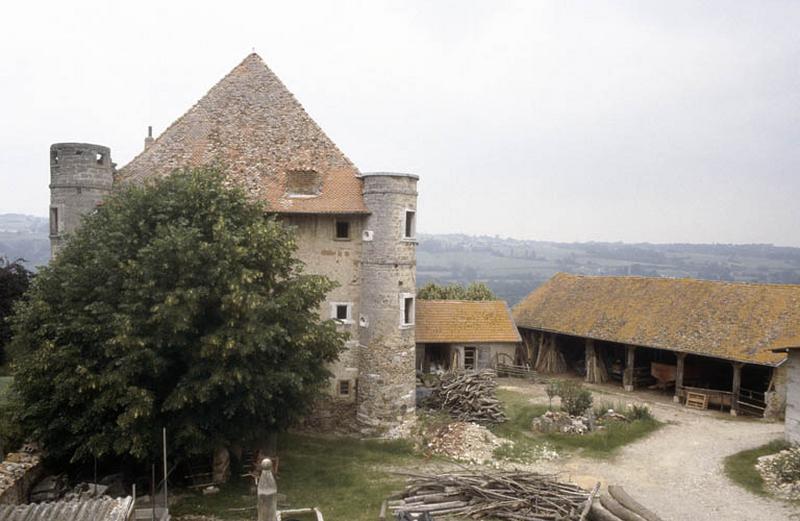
[338, 380, 352, 396]
[400, 293, 415, 328]
[403, 208, 416, 240]
[330, 301, 354, 325]
[334, 219, 351, 241]
[49, 205, 63, 237]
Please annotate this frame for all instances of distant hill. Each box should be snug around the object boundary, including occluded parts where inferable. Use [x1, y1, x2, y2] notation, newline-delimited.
[418, 234, 800, 306]
[0, 214, 49, 269]
[2, 214, 798, 304]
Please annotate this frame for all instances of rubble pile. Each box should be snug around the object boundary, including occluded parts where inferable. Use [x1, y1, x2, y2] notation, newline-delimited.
[531, 409, 631, 436]
[427, 370, 507, 424]
[0, 446, 42, 503]
[420, 421, 510, 464]
[757, 447, 800, 500]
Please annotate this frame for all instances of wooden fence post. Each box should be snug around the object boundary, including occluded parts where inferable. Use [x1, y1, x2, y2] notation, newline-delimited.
[674, 352, 687, 403]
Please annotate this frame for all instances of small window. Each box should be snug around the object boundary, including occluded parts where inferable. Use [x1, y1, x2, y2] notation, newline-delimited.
[335, 220, 350, 240]
[402, 295, 415, 326]
[331, 302, 353, 324]
[49, 207, 58, 236]
[96, 152, 104, 165]
[51, 150, 59, 164]
[404, 210, 416, 239]
[339, 380, 351, 396]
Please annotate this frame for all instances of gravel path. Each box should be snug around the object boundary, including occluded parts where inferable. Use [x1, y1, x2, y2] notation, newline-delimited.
[500, 379, 798, 521]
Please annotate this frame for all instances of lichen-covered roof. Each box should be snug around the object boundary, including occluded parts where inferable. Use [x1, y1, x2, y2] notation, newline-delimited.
[513, 273, 800, 366]
[0, 496, 134, 521]
[416, 300, 521, 344]
[116, 53, 368, 214]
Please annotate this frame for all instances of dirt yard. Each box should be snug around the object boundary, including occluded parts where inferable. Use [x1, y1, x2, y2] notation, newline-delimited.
[498, 378, 797, 521]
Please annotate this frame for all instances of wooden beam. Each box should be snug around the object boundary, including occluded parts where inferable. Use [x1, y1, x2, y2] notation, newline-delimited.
[731, 362, 744, 416]
[674, 352, 687, 403]
[623, 345, 636, 392]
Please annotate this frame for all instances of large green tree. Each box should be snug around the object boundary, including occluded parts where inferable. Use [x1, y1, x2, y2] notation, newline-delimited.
[6, 169, 346, 463]
[0, 258, 33, 366]
[417, 281, 496, 301]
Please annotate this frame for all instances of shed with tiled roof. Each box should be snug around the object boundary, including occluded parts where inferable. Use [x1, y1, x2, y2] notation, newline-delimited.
[513, 273, 800, 416]
[415, 300, 521, 374]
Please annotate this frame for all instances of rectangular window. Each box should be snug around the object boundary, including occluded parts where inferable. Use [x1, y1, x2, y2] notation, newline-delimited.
[402, 295, 415, 326]
[339, 380, 351, 396]
[335, 220, 350, 240]
[49, 207, 58, 236]
[404, 210, 416, 239]
[330, 302, 353, 324]
[464, 347, 476, 370]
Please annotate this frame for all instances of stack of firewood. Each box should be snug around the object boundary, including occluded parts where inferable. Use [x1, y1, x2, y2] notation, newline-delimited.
[428, 370, 507, 424]
[382, 470, 592, 520]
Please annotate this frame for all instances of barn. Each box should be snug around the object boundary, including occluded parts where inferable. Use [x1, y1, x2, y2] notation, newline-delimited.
[513, 273, 800, 417]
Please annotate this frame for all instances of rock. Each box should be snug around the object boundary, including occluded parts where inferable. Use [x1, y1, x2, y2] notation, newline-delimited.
[531, 410, 591, 435]
[202, 485, 220, 496]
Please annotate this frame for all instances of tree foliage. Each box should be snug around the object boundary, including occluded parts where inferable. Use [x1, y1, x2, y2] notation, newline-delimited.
[6, 169, 346, 464]
[417, 281, 496, 301]
[0, 257, 33, 366]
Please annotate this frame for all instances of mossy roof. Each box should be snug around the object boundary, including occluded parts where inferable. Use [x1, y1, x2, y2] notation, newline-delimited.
[416, 300, 521, 344]
[512, 273, 800, 366]
[116, 54, 367, 214]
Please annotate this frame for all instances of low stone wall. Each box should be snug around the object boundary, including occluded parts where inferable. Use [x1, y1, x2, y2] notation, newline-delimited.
[0, 448, 42, 505]
[299, 397, 359, 434]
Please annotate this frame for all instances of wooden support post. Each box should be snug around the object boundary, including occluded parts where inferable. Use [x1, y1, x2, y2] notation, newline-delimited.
[674, 352, 687, 403]
[623, 345, 636, 392]
[731, 362, 744, 416]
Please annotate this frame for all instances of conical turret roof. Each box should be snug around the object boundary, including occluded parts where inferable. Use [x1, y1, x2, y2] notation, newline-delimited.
[117, 53, 367, 214]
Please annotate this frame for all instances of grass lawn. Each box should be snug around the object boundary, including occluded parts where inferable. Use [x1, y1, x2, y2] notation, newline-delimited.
[723, 439, 789, 496]
[493, 388, 663, 460]
[171, 433, 418, 521]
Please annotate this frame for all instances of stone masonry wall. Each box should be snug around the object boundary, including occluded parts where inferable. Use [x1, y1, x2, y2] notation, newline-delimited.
[0, 449, 42, 505]
[786, 351, 800, 444]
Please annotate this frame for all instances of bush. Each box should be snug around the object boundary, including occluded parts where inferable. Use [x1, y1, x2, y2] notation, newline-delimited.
[627, 404, 653, 421]
[556, 381, 593, 416]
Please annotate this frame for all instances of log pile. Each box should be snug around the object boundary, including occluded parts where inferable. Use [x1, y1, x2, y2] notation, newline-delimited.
[589, 485, 665, 521]
[385, 470, 592, 520]
[535, 334, 568, 374]
[584, 340, 608, 384]
[428, 370, 507, 424]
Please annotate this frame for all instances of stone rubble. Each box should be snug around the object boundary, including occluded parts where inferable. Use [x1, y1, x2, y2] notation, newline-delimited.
[756, 447, 800, 501]
[420, 421, 511, 464]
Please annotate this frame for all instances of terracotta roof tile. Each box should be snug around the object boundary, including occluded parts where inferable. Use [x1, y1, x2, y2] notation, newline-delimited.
[116, 54, 367, 214]
[416, 300, 521, 344]
[512, 273, 800, 366]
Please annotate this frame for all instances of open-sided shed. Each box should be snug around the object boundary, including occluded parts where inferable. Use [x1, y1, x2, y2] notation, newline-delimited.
[513, 273, 800, 416]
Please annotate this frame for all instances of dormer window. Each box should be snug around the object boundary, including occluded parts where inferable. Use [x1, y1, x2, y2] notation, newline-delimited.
[286, 169, 322, 197]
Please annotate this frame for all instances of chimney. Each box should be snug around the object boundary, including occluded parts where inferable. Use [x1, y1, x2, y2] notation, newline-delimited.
[144, 126, 154, 150]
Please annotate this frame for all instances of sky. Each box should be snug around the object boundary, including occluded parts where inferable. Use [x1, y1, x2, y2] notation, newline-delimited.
[1, 1, 798, 246]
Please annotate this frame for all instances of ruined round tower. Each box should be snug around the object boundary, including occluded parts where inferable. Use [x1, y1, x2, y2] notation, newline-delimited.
[49, 143, 114, 256]
[357, 172, 419, 434]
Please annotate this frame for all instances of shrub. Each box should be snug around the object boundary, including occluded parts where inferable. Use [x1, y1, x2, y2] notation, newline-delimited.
[627, 403, 653, 421]
[545, 380, 560, 409]
[557, 381, 593, 416]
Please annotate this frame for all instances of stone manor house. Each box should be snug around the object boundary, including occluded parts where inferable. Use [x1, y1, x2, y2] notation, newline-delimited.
[48, 54, 417, 434]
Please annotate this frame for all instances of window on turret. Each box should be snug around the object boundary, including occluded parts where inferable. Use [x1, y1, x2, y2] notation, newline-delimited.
[96, 152, 105, 165]
[338, 380, 351, 396]
[49, 207, 58, 236]
[330, 302, 353, 324]
[404, 210, 416, 239]
[51, 150, 59, 164]
[401, 294, 415, 327]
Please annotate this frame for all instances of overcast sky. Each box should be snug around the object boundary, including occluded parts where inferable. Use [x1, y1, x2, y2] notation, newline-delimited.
[1, 1, 798, 246]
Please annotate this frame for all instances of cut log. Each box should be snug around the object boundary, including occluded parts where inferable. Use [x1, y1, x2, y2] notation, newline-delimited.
[590, 501, 623, 521]
[600, 494, 648, 521]
[608, 486, 664, 521]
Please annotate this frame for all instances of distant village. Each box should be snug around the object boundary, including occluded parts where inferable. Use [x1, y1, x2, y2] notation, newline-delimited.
[1, 53, 799, 521]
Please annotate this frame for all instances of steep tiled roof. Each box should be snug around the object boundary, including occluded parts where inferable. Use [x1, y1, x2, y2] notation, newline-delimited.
[416, 300, 521, 344]
[0, 497, 134, 521]
[116, 54, 368, 214]
[513, 273, 800, 366]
